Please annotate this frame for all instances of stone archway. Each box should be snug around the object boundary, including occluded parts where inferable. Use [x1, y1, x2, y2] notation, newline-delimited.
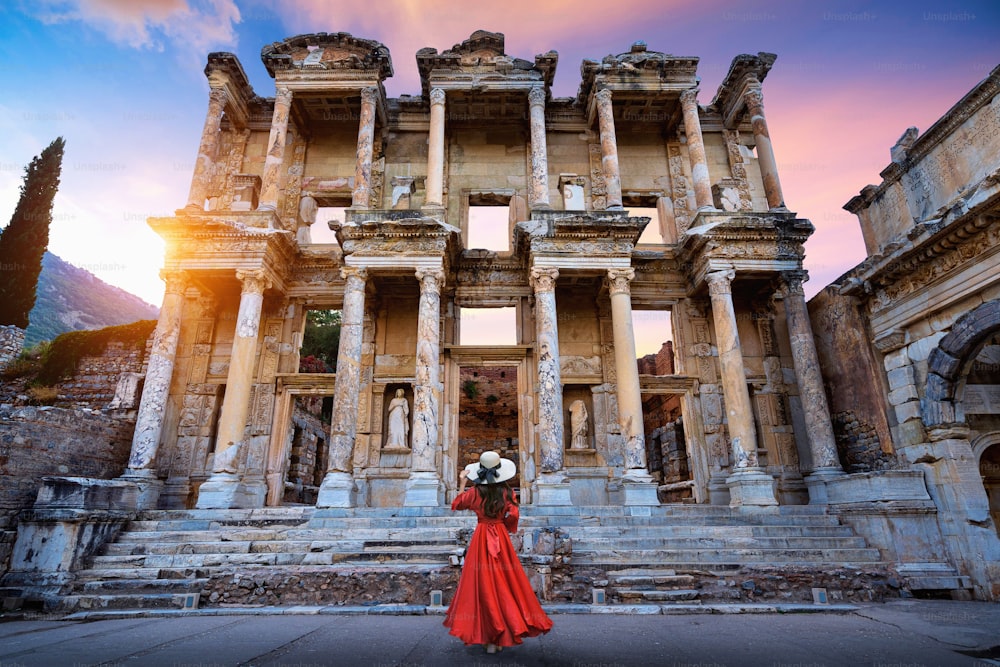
[923, 300, 1000, 427]
[973, 434, 1000, 537]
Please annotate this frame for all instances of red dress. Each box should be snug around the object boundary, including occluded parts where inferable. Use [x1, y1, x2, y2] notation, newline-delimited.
[443, 487, 553, 647]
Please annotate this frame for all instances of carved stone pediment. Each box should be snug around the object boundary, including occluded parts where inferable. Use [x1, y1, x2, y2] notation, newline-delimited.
[261, 33, 393, 79]
[335, 214, 461, 259]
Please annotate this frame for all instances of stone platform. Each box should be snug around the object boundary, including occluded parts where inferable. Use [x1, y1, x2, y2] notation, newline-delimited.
[1, 504, 969, 612]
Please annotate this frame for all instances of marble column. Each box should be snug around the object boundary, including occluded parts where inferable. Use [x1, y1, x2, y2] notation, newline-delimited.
[186, 87, 228, 210]
[607, 268, 658, 505]
[317, 266, 368, 507]
[196, 269, 271, 509]
[405, 268, 445, 506]
[424, 88, 446, 209]
[119, 270, 187, 509]
[679, 88, 714, 211]
[527, 87, 551, 210]
[531, 267, 570, 505]
[744, 84, 785, 210]
[706, 269, 776, 506]
[780, 272, 844, 502]
[595, 89, 623, 209]
[352, 87, 378, 209]
[257, 86, 293, 212]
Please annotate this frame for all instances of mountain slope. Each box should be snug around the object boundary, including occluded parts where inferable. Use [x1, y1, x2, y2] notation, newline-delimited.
[23, 252, 160, 347]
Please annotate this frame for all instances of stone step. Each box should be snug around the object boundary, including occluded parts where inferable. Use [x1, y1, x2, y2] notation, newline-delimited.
[90, 549, 458, 569]
[75, 567, 209, 581]
[60, 592, 198, 612]
[570, 536, 869, 550]
[77, 578, 209, 593]
[113, 529, 466, 546]
[607, 574, 696, 588]
[572, 547, 884, 565]
[561, 525, 857, 538]
[104, 539, 462, 557]
[615, 588, 700, 602]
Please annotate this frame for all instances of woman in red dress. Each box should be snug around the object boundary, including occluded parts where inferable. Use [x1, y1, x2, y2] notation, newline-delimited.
[444, 451, 553, 653]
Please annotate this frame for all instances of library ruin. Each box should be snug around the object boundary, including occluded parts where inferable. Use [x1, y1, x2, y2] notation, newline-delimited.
[2, 31, 998, 607]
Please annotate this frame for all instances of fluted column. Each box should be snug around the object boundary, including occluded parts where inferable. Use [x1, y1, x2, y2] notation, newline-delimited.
[744, 83, 785, 210]
[531, 267, 570, 505]
[607, 268, 659, 504]
[352, 87, 378, 208]
[120, 270, 187, 507]
[527, 87, 551, 209]
[196, 269, 271, 509]
[424, 88, 446, 208]
[706, 269, 776, 506]
[405, 268, 445, 506]
[780, 271, 844, 498]
[679, 88, 714, 211]
[317, 266, 368, 507]
[186, 87, 228, 210]
[595, 89, 623, 209]
[257, 86, 293, 212]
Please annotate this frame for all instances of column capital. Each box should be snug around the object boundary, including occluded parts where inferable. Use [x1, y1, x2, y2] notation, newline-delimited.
[159, 269, 189, 295]
[341, 265, 369, 284]
[779, 270, 808, 297]
[528, 86, 546, 108]
[235, 268, 271, 295]
[360, 86, 378, 105]
[429, 87, 446, 107]
[207, 86, 230, 107]
[415, 267, 445, 293]
[679, 87, 700, 107]
[743, 85, 764, 117]
[274, 86, 293, 104]
[595, 88, 613, 105]
[706, 268, 736, 297]
[529, 267, 559, 293]
[606, 267, 635, 296]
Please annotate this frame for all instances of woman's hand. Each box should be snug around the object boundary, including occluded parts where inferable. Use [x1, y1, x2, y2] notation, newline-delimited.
[459, 469, 469, 481]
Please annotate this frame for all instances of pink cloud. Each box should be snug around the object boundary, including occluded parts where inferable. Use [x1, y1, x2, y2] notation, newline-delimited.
[31, 0, 240, 52]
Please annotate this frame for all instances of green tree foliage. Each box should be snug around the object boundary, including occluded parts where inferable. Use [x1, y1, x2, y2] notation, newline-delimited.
[0, 137, 66, 328]
[299, 309, 341, 372]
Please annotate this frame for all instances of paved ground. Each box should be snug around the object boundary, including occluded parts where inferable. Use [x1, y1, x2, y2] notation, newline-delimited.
[0, 600, 998, 667]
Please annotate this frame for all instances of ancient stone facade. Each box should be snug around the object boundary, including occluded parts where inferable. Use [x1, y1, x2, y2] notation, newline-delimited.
[120, 32, 842, 517]
[98, 30, 863, 518]
[810, 64, 1000, 600]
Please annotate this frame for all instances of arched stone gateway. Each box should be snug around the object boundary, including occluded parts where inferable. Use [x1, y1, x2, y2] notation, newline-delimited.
[923, 300, 1000, 428]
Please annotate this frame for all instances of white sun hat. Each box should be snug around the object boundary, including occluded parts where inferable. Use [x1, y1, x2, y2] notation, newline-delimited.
[463, 450, 517, 484]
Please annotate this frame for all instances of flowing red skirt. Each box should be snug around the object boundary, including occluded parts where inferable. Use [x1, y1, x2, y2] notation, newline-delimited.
[443, 489, 553, 647]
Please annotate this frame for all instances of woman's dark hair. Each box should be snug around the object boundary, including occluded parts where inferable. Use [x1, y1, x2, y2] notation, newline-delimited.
[476, 481, 517, 518]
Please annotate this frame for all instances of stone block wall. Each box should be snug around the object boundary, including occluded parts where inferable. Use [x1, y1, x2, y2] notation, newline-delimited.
[0, 405, 134, 573]
[808, 286, 894, 467]
[0, 326, 25, 370]
[54, 339, 152, 408]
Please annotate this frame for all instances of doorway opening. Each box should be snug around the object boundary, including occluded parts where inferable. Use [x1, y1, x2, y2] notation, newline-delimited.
[457, 365, 521, 492]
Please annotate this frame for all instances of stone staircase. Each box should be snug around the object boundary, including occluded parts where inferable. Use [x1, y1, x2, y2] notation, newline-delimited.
[38, 504, 965, 612]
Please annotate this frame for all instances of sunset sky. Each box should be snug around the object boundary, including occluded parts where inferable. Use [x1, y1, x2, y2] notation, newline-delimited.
[1, 1, 997, 347]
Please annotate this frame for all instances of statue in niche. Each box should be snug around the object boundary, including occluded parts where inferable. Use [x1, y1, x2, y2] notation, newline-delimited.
[569, 400, 590, 449]
[386, 389, 410, 449]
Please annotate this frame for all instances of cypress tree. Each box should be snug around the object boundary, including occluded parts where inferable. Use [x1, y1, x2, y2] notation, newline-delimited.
[0, 137, 65, 328]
